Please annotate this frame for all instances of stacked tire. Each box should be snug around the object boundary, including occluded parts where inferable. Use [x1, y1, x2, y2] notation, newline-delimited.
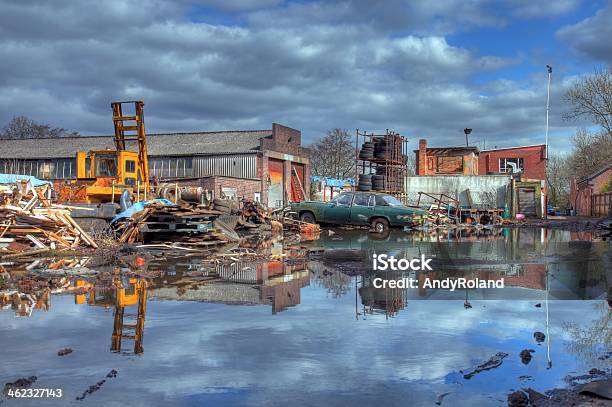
[372, 175, 385, 191]
[374, 138, 388, 160]
[357, 174, 372, 191]
[358, 142, 374, 159]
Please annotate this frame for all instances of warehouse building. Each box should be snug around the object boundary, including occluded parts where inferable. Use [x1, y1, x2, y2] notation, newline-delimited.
[0, 123, 310, 208]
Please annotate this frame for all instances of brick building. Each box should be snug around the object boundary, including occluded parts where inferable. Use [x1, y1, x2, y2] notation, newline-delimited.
[478, 144, 546, 180]
[0, 123, 310, 208]
[415, 139, 479, 176]
[570, 164, 612, 216]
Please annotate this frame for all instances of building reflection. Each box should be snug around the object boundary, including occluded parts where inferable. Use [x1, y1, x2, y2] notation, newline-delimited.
[146, 256, 310, 314]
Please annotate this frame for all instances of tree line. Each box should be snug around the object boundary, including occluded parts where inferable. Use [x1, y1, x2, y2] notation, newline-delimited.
[0, 116, 79, 139]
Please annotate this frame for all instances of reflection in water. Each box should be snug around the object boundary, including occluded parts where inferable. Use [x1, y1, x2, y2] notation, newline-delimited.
[310, 227, 610, 301]
[0, 227, 610, 406]
[0, 288, 50, 317]
[359, 272, 407, 319]
[75, 277, 148, 355]
[111, 278, 147, 355]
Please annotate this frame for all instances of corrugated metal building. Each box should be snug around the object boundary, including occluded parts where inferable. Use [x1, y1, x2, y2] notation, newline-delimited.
[0, 123, 310, 208]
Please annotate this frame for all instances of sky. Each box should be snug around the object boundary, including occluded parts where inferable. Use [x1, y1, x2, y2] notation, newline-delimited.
[0, 0, 611, 153]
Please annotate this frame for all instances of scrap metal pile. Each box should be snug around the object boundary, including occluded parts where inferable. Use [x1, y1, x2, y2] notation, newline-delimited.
[0, 181, 98, 258]
[113, 200, 239, 247]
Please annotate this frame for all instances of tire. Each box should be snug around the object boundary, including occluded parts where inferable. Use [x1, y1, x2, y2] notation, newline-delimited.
[357, 184, 372, 191]
[300, 212, 316, 223]
[370, 217, 389, 233]
[358, 174, 373, 181]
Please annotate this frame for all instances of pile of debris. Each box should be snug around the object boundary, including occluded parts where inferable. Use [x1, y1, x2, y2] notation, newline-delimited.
[0, 181, 98, 258]
[113, 200, 239, 248]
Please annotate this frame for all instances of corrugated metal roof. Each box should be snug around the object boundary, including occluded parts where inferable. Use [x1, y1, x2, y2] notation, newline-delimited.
[0, 130, 271, 159]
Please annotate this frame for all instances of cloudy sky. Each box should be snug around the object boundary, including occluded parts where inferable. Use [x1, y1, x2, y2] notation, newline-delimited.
[1, 0, 610, 152]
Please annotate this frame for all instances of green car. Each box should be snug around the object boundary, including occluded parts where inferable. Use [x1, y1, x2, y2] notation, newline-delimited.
[291, 192, 427, 232]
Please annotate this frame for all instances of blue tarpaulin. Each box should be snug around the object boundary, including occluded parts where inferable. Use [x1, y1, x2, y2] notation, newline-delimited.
[0, 174, 51, 187]
[111, 198, 176, 223]
[311, 176, 356, 187]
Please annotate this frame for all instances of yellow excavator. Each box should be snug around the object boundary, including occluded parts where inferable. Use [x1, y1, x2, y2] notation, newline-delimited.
[58, 100, 150, 204]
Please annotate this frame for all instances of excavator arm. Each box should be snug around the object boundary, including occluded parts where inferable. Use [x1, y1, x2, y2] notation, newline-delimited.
[111, 100, 149, 187]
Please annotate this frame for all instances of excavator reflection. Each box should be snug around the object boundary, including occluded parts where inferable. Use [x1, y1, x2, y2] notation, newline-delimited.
[75, 276, 147, 355]
[111, 277, 147, 355]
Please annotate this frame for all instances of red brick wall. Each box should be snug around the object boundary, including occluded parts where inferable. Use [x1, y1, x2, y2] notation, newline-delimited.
[259, 123, 311, 205]
[593, 168, 612, 193]
[479, 145, 546, 180]
[198, 176, 261, 201]
[260, 123, 310, 158]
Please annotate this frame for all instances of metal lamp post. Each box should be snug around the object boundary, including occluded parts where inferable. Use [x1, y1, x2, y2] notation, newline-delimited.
[464, 128, 472, 147]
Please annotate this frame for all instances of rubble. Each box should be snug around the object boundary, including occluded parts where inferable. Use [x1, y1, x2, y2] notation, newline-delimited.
[461, 352, 509, 379]
[0, 181, 98, 258]
[113, 200, 238, 247]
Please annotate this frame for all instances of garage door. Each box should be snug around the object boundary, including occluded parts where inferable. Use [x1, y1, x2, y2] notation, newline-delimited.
[268, 159, 284, 208]
[518, 187, 536, 217]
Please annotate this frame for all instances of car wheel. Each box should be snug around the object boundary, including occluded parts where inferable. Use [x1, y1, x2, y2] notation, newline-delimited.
[370, 217, 389, 233]
[300, 212, 316, 223]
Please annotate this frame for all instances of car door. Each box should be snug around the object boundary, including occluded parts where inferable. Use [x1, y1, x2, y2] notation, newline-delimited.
[350, 193, 374, 225]
[323, 193, 353, 224]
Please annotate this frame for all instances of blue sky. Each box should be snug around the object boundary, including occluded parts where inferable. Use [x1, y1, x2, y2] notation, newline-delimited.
[0, 0, 610, 153]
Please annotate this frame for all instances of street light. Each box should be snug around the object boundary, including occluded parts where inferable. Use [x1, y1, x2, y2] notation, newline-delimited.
[464, 128, 472, 147]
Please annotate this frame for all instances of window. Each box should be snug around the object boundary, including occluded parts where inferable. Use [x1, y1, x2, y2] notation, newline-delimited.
[125, 160, 136, 173]
[353, 193, 369, 206]
[95, 154, 118, 177]
[499, 158, 524, 173]
[383, 195, 403, 206]
[332, 193, 352, 205]
[375, 195, 389, 206]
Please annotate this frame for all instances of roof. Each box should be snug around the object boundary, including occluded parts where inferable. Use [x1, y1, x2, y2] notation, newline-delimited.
[578, 163, 612, 184]
[0, 130, 271, 159]
[414, 146, 480, 154]
[481, 144, 546, 152]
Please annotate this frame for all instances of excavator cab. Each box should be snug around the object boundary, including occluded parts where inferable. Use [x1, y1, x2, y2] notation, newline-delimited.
[58, 100, 150, 204]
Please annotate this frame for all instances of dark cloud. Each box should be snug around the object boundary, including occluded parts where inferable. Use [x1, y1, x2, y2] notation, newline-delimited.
[508, 0, 581, 18]
[0, 0, 590, 153]
[557, 2, 612, 64]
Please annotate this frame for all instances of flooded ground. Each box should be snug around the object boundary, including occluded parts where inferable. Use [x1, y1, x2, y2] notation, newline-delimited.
[1, 227, 610, 406]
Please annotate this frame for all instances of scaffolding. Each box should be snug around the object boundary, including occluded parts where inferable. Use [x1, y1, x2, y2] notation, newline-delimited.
[355, 129, 409, 203]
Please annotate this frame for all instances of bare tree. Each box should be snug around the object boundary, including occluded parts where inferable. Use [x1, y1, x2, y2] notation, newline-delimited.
[569, 129, 612, 179]
[1, 116, 79, 139]
[547, 153, 572, 208]
[406, 153, 416, 175]
[564, 67, 612, 134]
[310, 128, 355, 179]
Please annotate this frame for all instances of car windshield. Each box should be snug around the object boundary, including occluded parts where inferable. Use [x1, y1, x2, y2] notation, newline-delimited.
[383, 195, 404, 206]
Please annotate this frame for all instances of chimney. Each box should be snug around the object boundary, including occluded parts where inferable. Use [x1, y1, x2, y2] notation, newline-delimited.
[417, 139, 428, 175]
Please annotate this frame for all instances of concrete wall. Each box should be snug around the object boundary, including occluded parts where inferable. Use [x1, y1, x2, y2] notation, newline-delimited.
[405, 175, 511, 208]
